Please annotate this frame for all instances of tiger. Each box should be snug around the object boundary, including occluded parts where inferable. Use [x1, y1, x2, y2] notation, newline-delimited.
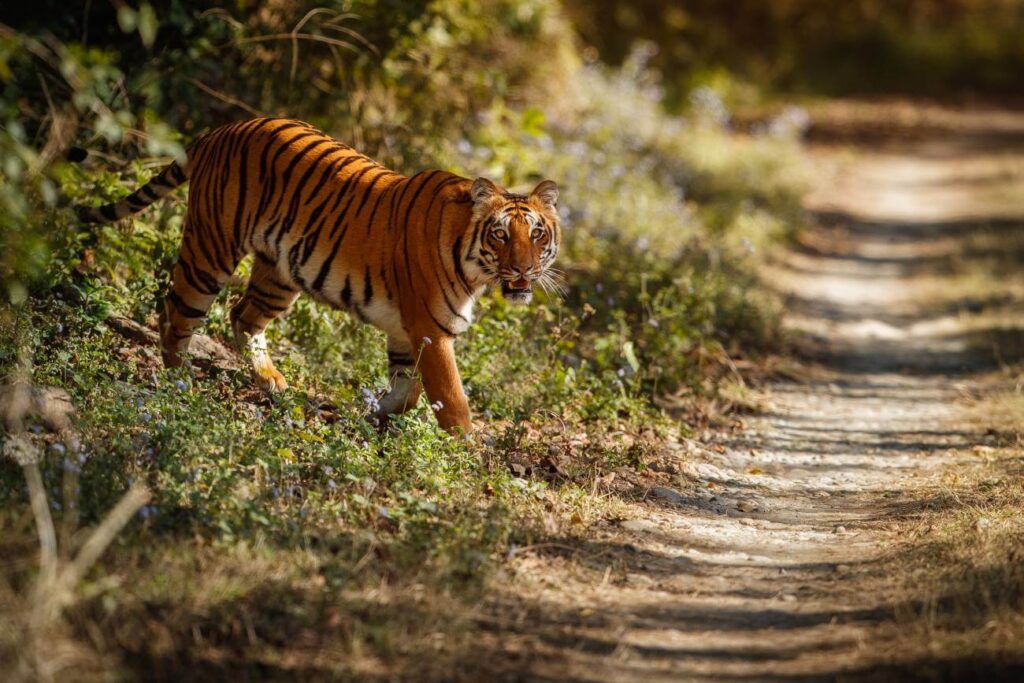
[74, 117, 562, 433]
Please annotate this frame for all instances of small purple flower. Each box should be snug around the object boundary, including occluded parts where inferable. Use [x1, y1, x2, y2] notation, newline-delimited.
[421, 336, 433, 346]
[49, 442, 67, 456]
[140, 412, 152, 423]
[135, 397, 145, 409]
[55, 323, 64, 334]
[690, 85, 730, 127]
[361, 388, 380, 413]
[62, 458, 80, 474]
[138, 505, 156, 520]
[174, 379, 188, 392]
[768, 105, 811, 139]
[377, 506, 391, 519]
[327, 478, 337, 490]
[648, 318, 660, 328]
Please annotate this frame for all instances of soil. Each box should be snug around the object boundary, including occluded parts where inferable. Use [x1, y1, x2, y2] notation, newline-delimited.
[467, 104, 1024, 682]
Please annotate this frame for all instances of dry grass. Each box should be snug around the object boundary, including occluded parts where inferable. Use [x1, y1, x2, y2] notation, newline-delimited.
[888, 380, 1024, 665]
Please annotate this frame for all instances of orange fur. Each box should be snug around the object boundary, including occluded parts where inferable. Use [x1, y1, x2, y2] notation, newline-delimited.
[76, 118, 561, 433]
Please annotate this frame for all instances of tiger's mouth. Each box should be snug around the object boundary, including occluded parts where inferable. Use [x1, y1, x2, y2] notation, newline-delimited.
[500, 277, 533, 305]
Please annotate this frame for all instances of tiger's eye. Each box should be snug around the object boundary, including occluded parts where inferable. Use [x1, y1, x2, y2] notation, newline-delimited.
[530, 228, 545, 241]
[493, 229, 508, 241]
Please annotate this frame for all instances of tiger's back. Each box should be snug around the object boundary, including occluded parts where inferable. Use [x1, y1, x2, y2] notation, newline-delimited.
[184, 119, 472, 333]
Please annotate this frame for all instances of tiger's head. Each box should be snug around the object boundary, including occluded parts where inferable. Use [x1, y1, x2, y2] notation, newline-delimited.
[468, 177, 562, 305]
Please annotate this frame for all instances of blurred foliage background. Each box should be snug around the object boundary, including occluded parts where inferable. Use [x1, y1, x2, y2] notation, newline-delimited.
[564, 0, 1024, 106]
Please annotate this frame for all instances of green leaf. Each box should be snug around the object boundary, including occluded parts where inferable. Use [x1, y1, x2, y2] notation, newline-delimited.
[521, 107, 546, 136]
[138, 3, 158, 48]
[117, 6, 137, 33]
[622, 341, 640, 373]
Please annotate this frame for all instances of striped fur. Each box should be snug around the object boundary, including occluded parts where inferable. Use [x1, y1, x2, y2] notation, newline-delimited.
[74, 118, 561, 432]
[77, 161, 188, 223]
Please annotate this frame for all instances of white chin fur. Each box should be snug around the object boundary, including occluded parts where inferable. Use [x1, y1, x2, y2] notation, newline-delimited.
[504, 291, 533, 305]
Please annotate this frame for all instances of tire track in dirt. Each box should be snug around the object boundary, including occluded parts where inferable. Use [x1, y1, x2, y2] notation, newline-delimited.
[470, 106, 1024, 682]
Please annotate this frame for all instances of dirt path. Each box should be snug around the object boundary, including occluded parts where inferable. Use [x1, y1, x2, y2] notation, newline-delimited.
[473, 107, 1024, 682]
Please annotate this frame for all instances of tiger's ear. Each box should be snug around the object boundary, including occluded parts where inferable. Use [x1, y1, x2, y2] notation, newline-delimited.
[530, 180, 558, 211]
[471, 177, 501, 204]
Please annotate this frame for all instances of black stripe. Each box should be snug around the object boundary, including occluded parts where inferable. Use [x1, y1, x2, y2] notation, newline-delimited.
[398, 171, 444, 295]
[267, 138, 334, 219]
[292, 153, 358, 262]
[167, 290, 206, 319]
[421, 181, 469, 322]
[308, 163, 379, 291]
[178, 260, 220, 296]
[340, 275, 352, 308]
[352, 170, 393, 220]
[380, 264, 393, 300]
[246, 282, 279, 301]
[257, 122, 308, 182]
[246, 296, 290, 316]
[451, 234, 471, 293]
[191, 220, 233, 276]
[364, 182, 392, 233]
[257, 131, 321, 219]
[325, 164, 379, 242]
[425, 306, 457, 337]
[363, 265, 373, 304]
[277, 144, 341, 262]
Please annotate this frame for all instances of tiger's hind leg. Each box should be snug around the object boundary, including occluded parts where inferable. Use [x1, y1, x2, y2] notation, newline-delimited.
[375, 335, 423, 425]
[230, 257, 300, 392]
[160, 226, 240, 368]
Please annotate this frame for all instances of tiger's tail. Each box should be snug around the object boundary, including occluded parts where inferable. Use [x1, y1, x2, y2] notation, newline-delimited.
[75, 159, 189, 224]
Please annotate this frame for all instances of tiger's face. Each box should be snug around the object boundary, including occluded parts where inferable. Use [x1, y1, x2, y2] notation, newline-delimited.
[469, 177, 562, 305]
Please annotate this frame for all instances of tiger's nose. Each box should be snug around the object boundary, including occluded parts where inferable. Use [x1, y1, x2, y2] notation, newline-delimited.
[508, 266, 530, 290]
